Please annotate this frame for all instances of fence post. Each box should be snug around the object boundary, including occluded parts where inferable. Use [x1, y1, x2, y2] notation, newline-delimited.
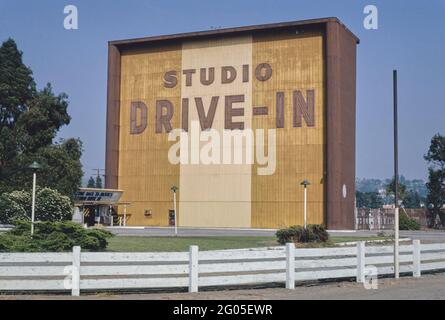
[356, 241, 365, 283]
[72, 246, 81, 296]
[413, 240, 421, 278]
[189, 245, 199, 293]
[286, 243, 295, 289]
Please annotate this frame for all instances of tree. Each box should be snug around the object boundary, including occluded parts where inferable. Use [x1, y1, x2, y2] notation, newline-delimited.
[0, 39, 34, 176]
[386, 177, 408, 205]
[425, 134, 445, 227]
[0, 39, 35, 130]
[95, 175, 103, 189]
[356, 178, 385, 193]
[0, 188, 72, 224]
[425, 134, 445, 168]
[0, 38, 83, 198]
[87, 176, 96, 188]
[0, 137, 83, 200]
[386, 178, 427, 208]
[403, 190, 423, 208]
[356, 191, 383, 208]
[426, 169, 445, 226]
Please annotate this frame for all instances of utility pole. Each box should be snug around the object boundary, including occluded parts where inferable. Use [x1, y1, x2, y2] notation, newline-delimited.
[393, 70, 400, 279]
[92, 168, 105, 188]
[92, 168, 105, 178]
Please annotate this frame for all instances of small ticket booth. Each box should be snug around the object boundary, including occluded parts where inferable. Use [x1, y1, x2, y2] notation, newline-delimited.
[73, 188, 131, 227]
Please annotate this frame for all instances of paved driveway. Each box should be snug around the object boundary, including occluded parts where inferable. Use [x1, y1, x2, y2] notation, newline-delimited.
[106, 226, 445, 242]
[2, 273, 445, 300]
[106, 227, 277, 237]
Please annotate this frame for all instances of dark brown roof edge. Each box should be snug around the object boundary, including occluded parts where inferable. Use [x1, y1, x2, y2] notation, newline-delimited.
[109, 17, 360, 47]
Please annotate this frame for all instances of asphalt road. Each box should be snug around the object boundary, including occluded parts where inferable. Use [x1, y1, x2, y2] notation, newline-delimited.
[4, 224, 445, 242]
[121, 273, 445, 300]
[105, 226, 445, 242]
[3, 273, 445, 300]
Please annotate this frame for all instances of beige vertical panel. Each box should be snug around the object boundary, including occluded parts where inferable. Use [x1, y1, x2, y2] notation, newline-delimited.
[179, 36, 253, 227]
[118, 44, 182, 226]
[251, 32, 326, 228]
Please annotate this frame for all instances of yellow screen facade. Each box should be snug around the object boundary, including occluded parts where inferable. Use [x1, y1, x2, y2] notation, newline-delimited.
[117, 31, 325, 228]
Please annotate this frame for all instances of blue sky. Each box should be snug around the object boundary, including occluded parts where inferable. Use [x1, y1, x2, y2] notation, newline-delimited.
[0, 0, 444, 180]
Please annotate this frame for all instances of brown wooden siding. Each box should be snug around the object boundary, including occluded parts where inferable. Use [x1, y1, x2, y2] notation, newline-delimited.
[105, 44, 121, 189]
[325, 21, 357, 229]
[251, 31, 326, 228]
[117, 44, 182, 226]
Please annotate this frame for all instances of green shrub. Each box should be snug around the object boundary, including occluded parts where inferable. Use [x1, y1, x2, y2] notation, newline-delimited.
[399, 211, 421, 230]
[0, 221, 113, 252]
[35, 188, 72, 221]
[276, 224, 329, 245]
[0, 188, 72, 224]
[0, 192, 29, 224]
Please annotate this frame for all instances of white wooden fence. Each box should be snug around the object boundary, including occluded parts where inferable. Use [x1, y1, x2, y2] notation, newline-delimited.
[0, 240, 444, 296]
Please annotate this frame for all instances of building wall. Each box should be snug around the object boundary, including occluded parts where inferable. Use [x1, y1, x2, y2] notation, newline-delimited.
[179, 36, 253, 228]
[251, 31, 325, 229]
[106, 19, 358, 229]
[118, 44, 182, 226]
[325, 21, 357, 229]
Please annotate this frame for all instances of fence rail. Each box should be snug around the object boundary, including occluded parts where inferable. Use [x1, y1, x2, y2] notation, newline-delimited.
[0, 241, 445, 296]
